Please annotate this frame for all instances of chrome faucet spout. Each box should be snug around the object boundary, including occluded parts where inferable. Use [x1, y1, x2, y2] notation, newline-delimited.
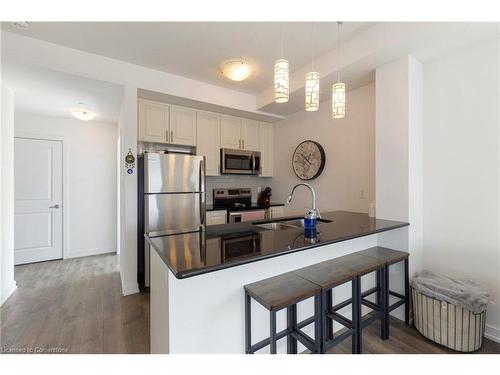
[286, 183, 318, 214]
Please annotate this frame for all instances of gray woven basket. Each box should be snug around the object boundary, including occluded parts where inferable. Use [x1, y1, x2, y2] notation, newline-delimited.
[411, 287, 486, 352]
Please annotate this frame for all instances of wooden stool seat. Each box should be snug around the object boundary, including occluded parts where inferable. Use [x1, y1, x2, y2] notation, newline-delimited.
[244, 272, 321, 311]
[357, 246, 409, 265]
[244, 272, 323, 354]
[330, 253, 385, 276]
[293, 261, 357, 289]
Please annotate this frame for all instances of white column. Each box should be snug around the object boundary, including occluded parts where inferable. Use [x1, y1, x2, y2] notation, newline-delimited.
[1, 86, 17, 305]
[375, 56, 423, 322]
[119, 86, 139, 296]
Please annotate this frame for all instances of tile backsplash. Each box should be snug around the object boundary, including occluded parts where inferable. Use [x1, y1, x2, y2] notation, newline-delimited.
[206, 175, 273, 204]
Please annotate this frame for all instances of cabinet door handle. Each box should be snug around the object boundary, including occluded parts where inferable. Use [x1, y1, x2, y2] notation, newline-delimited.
[166, 130, 169, 142]
[242, 139, 245, 149]
[238, 139, 241, 149]
[171, 130, 174, 142]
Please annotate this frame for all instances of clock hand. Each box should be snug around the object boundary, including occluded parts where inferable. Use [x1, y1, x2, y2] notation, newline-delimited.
[300, 153, 311, 164]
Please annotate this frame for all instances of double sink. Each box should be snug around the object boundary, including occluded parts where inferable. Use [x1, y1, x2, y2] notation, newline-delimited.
[254, 217, 332, 231]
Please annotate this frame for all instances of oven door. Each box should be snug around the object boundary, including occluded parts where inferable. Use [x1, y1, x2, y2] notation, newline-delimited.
[221, 233, 261, 262]
[221, 149, 261, 175]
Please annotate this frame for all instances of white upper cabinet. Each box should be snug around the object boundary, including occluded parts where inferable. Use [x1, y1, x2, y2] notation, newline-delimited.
[220, 115, 241, 149]
[260, 122, 274, 177]
[138, 99, 169, 143]
[196, 111, 220, 176]
[169, 105, 197, 146]
[241, 119, 260, 151]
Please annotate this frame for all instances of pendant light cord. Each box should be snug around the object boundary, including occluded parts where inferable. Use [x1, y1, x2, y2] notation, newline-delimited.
[311, 22, 315, 71]
[337, 21, 342, 82]
[280, 24, 284, 59]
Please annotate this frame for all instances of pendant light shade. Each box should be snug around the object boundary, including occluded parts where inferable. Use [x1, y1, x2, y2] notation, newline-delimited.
[274, 59, 289, 103]
[331, 82, 346, 119]
[305, 71, 320, 111]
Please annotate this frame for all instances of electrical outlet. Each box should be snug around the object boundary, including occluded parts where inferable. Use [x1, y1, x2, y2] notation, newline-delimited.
[359, 189, 366, 199]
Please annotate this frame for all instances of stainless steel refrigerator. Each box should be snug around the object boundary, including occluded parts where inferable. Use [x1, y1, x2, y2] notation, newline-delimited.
[138, 152, 206, 289]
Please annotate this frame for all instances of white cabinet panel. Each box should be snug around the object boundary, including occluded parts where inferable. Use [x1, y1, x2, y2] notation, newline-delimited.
[220, 115, 241, 149]
[241, 119, 260, 151]
[206, 210, 227, 225]
[260, 122, 274, 177]
[196, 111, 220, 176]
[138, 99, 169, 143]
[170, 105, 197, 146]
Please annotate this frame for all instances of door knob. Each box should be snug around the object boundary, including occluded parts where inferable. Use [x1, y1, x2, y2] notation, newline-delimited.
[49, 204, 60, 209]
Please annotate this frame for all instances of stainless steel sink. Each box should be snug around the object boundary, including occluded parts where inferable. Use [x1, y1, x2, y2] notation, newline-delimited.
[254, 217, 332, 231]
[254, 222, 297, 230]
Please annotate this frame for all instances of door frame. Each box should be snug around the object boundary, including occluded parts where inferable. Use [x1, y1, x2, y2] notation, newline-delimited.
[14, 132, 70, 260]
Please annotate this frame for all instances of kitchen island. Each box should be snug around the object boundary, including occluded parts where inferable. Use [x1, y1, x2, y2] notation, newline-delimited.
[147, 211, 409, 353]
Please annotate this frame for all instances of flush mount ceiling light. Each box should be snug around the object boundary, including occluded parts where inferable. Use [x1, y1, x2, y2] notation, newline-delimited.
[220, 60, 252, 81]
[71, 103, 96, 121]
[11, 21, 30, 30]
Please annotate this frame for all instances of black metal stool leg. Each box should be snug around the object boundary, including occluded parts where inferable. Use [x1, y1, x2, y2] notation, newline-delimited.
[314, 294, 323, 353]
[245, 291, 252, 353]
[382, 265, 390, 340]
[269, 310, 277, 354]
[287, 305, 298, 354]
[376, 269, 382, 306]
[326, 289, 334, 341]
[270, 311, 277, 354]
[352, 276, 362, 353]
[404, 258, 410, 325]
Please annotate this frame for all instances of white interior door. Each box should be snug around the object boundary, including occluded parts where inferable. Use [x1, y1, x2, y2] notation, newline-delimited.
[14, 137, 63, 265]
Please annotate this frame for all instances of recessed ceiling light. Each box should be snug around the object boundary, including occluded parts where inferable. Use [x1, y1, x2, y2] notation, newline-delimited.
[71, 103, 96, 121]
[220, 60, 252, 81]
[11, 21, 30, 30]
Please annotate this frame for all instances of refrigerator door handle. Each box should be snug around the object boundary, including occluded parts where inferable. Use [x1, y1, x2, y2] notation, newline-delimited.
[199, 158, 206, 227]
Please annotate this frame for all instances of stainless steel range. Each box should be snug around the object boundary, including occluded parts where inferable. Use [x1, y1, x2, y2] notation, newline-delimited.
[213, 188, 270, 223]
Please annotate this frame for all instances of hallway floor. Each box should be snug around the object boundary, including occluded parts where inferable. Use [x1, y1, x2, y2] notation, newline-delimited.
[0, 254, 149, 354]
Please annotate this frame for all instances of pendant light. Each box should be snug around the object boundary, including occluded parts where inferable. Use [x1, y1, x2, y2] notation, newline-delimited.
[332, 21, 346, 119]
[305, 23, 319, 111]
[274, 26, 289, 103]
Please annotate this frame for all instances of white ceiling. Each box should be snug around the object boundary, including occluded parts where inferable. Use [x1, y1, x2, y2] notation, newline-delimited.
[2, 62, 124, 123]
[1, 22, 369, 95]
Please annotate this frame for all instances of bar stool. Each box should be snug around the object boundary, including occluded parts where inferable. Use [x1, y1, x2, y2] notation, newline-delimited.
[357, 246, 410, 338]
[332, 253, 387, 353]
[293, 260, 360, 353]
[244, 272, 322, 354]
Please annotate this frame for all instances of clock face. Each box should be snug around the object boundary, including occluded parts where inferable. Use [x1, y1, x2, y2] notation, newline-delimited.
[292, 140, 326, 180]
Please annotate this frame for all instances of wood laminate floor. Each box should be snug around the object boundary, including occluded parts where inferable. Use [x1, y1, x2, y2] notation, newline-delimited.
[1, 253, 498, 354]
[0, 253, 149, 354]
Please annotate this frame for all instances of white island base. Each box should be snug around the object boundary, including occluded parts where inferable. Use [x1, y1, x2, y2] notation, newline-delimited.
[150, 228, 408, 354]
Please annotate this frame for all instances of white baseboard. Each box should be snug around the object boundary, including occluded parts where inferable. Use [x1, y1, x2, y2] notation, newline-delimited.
[121, 282, 139, 296]
[485, 324, 500, 343]
[1, 281, 17, 306]
[120, 271, 139, 296]
[66, 248, 116, 259]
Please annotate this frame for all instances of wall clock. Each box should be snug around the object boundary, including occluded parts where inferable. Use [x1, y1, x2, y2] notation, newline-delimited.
[292, 140, 326, 180]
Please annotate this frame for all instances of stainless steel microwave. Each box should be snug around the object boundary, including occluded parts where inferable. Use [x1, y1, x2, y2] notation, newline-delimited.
[220, 148, 261, 175]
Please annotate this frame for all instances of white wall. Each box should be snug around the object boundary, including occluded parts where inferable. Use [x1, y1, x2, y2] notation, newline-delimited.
[271, 83, 375, 216]
[1, 86, 17, 305]
[15, 112, 118, 259]
[423, 38, 500, 341]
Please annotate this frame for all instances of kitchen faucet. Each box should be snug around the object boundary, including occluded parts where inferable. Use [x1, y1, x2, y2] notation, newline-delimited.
[286, 183, 321, 218]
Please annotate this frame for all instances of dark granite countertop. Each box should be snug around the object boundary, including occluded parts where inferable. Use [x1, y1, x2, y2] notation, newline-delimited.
[206, 202, 284, 212]
[146, 211, 409, 279]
